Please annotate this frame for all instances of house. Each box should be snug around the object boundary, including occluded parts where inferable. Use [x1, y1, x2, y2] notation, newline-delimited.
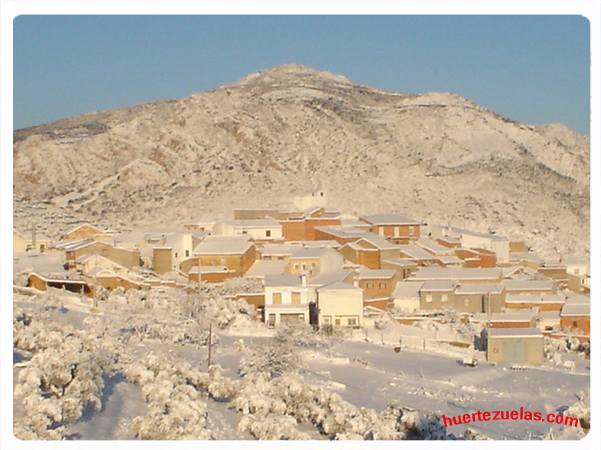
[509, 252, 544, 269]
[193, 236, 256, 277]
[263, 274, 315, 327]
[13, 229, 52, 253]
[560, 304, 590, 337]
[316, 282, 363, 328]
[483, 311, 537, 329]
[434, 255, 464, 267]
[453, 283, 506, 313]
[188, 266, 237, 283]
[486, 328, 544, 366]
[359, 213, 422, 244]
[504, 293, 566, 312]
[537, 263, 568, 288]
[287, 247, 344, 277]
[410, 267, 503, 284]
[398, 244, 440, 266]
[455, 228, 510, 264]
[391, 280, 423, 313]
[27, 272, 95, 297]
[244, 260, 288, 280]
[354, 269, 398, 299]
[146, 232, 195, 274]
[454, 247, 497, 268]
[62, 239, 141, 269]
[215, 218, 283, 242]
[307, 268, 355, 289]
[258, 244, 297, 261]
[93, 269, 149, 291]
[380, 258, 418, 279]
[415, 238, 455, 256]
[338, 235, 400, 269]
[182, 220, 216, 233]
[419, 280, 455, 310]
[435, 236, 462, 249]
[563, 256, 590, 293]
[62, 223, 114, 243]
[313, 226, 370, 245]
[280, 208, 341, 241]
[501, 279, 556, 296]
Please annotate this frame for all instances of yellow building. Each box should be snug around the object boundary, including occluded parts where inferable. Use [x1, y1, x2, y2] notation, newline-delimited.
[317, 282, 363, 328]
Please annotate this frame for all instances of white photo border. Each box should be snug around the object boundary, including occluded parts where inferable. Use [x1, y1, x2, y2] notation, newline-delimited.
[1, 1, 598, 449]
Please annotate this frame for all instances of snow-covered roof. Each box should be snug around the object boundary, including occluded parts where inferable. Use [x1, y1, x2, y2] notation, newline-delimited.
[360, 213, 421, 226]
[560, 304, 590, 317]
[505, 294, 565, 303]
[289, 247, 332, 259]
[488, 311, 535, 322]
[382, 258, 417, 268]
[245, 260, 287, 278]
[259, 244, 297, 256]
[487, 327, 543, 338]
[313, 226, 370, 239]
[411, 267, 502, 281]
[298, 240, 340, 248]
[454, 283, 504, 295]
[317, 281, 361, 292]
[392, 281, 423, 299]
[193, 236, 253, 255]
[420, 280, 455, 291]
[398, 244, 436, 260]
[415, 238, 450, 255]
[501, 279, 555, 291]
[435, 255, 463, 265]
[565, 294, 590, 306]
[356, 269, 396, 280]
[453, 227, 507, 241]
[308, 269, 353, 287]
[264, 274, 305, 287]
[357, 235, 400, 251]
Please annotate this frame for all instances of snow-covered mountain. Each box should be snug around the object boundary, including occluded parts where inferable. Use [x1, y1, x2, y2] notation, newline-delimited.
[13, 64, 589, 255]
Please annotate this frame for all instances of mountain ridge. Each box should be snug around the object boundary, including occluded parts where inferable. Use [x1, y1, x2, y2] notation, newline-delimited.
[13, 64, 589, 257]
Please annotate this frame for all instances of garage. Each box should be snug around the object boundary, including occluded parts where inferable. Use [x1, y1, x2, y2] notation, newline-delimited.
[486, 327, 544, 366]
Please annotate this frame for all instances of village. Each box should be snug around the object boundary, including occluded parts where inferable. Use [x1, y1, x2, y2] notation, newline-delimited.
[13, 189, 590, 369]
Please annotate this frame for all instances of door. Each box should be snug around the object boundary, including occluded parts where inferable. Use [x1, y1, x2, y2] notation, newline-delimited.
[503, 341, 527, 364]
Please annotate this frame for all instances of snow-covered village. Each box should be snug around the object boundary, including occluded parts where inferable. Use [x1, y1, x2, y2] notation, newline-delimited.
[12, 195, 591, 440]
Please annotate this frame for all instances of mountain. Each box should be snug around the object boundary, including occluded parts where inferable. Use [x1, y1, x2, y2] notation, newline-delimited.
[13, 64, 589, 256]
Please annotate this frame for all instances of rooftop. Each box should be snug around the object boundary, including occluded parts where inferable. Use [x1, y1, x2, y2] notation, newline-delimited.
[501, 279, 555, 291]
[392, 281, 423, 298]
[420, 279, 455, 291]
[454, 283, 504, 294]
[360, 213, 421, 226]
[356, 269, 397, 279]
[193, 236, 253, 255]
[487, 327, 543, 338]
[317, 281, 361, 292]
[264, 273, 306, 287]
[560, 304, 590, 317]
[411, 267, 502, 281]
[398, 244, 436, 260]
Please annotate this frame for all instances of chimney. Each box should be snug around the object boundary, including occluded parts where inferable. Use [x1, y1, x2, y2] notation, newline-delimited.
[300, 274, 307, 288]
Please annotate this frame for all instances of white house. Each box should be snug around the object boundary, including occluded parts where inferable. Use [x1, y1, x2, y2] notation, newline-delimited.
[263, 274, 316, 327]
[215, 218, 283, 241]
[316, 282, 363, 328]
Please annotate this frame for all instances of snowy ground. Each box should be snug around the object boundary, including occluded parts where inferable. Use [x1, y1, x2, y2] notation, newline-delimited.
[12, 286, 590, 440]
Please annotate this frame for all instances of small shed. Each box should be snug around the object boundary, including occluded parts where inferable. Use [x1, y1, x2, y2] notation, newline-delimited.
[486, 327, 544, 366]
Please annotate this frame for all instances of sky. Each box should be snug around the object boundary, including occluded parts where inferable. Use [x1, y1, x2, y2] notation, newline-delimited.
[13, 15, 590, 134]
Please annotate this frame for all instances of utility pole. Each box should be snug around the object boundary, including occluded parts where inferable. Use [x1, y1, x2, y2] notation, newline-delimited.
[207, 321, 213, 369]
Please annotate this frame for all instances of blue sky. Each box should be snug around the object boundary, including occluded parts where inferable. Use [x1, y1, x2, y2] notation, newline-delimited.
[14, 15, 590, 134]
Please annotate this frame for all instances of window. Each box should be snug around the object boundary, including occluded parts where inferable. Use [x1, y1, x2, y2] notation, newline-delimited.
[366, 282, 373, 289]
[426, 294, 433, 303]
[379, 282, 387, 289]
[441, 294, 448, 302]
[273, 293, 282, 305]
[185, 250, 190, 257]
[573, 320, 578, 328]
[242, 230, 248, 235]
[266, 230, 271, 237]
[335, 318, 341, 326]
[268, 314, 276, 327]
[291, 292, 301, 305]
[348, 318, 357, 326]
